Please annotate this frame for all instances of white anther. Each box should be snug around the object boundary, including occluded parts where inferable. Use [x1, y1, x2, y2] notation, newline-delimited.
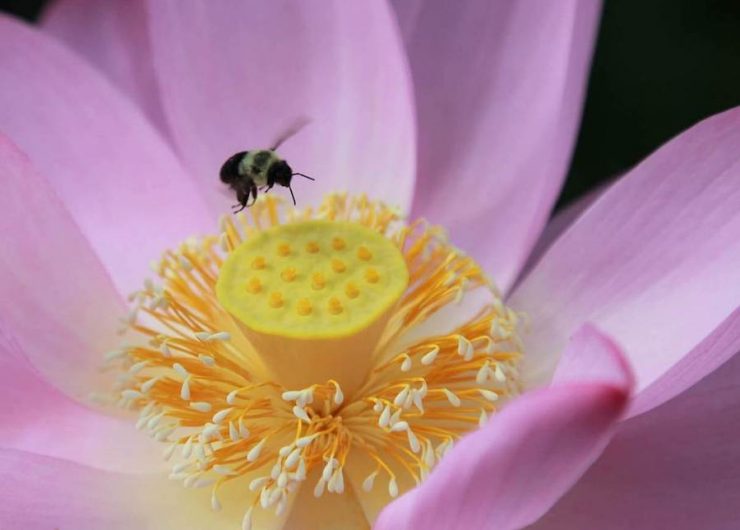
[378, 405, 391, 428]
[210, 331, 231, 342]
[322, 459, 336, 482]
[407, 428, 421, 453]
[476, 361, 491, 385]
[159, 342, 172, 357]
[478, 409, 488, 427]
[421, 345, 440, 365]
[313, 478, 326, 498]
[146, 411, 165, 430]
[194, 331, 212, 341]
[129, 360, 148, 374]
[249, 476, 270, 492]
[228, 421, 240, 442]
[239, 418, 250, 439]
[140, 376, 161, 393]
[189, 401, 212, 413]
[424, 441, 436, 467]
[442, 388, 461, 407]
[279, 445, 293, 458]
[494, 364, 507, 383]
[389, 408, 403, 426]
[390, 421, 409, 432]
[211, 490, 222, 512]
[393, 387, 410, 408]
[362, 471, 378, 492]
[295, 458, 307, 480]
[271, 464, 281, 480]
[247, 438, 267, 462]
[333, 383, 344, 406]
[259, 487, 271, 508]
[479, 389, 499, 402]
[213, 464, 237, 476]
[285, 448, 302, 469]
[276, 497, 288, 516]
[103, 349, 127, 362]
[388, 477, 399, 498]
[182, 436, 194, 458]
[373, 401, 384, 413]
[173, 363, 188, 378]
[328, 469, 344, 494]
[121, 389, 144, 401]
[241, 507, 253, 530]
[227, 389, 240, 404]
[277, 472, 288, 489]
[199, 354, 216, 367]
[202, 423, 220, 440]
[281, 390, 302, 402]
[400, 355, 412, 372]
[292, 406, 311, 423]
[212, 408, 233, 424]
[412, 390, 425, 413]
[298, 388, 314, 406]
[180, 378, 191, 400]
[163, 442, 177, 460]
[296, 434, 318, 448]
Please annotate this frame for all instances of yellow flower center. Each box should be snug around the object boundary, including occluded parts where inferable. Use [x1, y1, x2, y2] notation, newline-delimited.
[107, 194, 523, 529]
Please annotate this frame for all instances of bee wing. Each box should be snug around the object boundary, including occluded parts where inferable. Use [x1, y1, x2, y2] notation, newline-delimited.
[271, 116, 311, 150]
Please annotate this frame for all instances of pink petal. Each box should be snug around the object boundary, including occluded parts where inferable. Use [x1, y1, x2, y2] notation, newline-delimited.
[41, 0, 169, 135]
[393, 0, 602, 292]
[0, 331, 162, 473]
[533, 349, 740, 529]
[0, 134, 121, 399]
[0, 449, 290, 529]
[511, 106, 740, 410]
[553, 323, 634, 389]
[145, 0, 416, 215]
[0, 14, 211, 295]
[375, 325, 631, 530]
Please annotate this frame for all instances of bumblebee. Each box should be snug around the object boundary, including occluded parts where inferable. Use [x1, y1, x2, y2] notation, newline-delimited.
[219, 123, 314, 212]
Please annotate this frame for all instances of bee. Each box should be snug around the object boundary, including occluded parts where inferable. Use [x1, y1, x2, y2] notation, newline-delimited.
[219, 121, 315, 212]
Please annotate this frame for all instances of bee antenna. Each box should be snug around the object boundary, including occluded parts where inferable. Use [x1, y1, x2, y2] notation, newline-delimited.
[292, 172, 315, 181]
[289, 186, 297, 206]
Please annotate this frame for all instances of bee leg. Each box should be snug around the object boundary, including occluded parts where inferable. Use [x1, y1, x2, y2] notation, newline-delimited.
[246, 183, 259, 206]
[232, 188, 249, 212]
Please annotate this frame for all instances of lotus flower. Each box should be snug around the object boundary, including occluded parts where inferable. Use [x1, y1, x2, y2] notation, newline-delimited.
[2, 2, 739, 529]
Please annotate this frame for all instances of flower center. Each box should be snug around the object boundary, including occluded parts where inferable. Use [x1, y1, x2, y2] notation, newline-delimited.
[107, 194, 523, 529]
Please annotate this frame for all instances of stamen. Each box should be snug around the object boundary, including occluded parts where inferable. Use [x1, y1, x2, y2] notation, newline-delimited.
[106, 194, 523, 525]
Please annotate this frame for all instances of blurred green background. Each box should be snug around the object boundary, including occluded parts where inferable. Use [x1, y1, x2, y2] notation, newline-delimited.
[2, 0, 739, 211]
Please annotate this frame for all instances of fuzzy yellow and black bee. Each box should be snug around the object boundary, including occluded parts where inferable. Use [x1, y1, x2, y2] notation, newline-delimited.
[219, 123, 314, 212]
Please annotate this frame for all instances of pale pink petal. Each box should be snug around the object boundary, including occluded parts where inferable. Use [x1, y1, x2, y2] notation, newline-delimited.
[533, 349, 740, 530]
[393, 0, 602, 292]
[0, 332, 162, 473]
[145, 0, 416, 215]
[553, 323, 634, 389]
[0, 134, 121, 399]
[0, 14, 211, 295]
[375, 325, 631, 530]
[511, 107, 740, 410]
[629, 306, 740, 417]
[0, 449, 290, 529]
[41, 0, 168, 135]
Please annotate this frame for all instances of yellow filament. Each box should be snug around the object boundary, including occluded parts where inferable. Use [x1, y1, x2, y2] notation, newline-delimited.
[108, 193, 523, 527]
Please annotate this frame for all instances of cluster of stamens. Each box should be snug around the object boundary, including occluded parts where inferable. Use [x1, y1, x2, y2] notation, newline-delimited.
[105, 193, 523, 529]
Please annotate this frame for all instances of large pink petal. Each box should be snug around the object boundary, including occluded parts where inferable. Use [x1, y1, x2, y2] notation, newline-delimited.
[533, 349, 740, 530]
[0, 327, 161, 472]
[375, 325, 631, 530]
[0, 134, 122, 399]
[393, 0, 602, 292]
[0, 449, 290, 529]
[0, 14, 211, 295]
[511, 107, 740, 410]
[41, 0, 169, 135]
[145, 0, 416, 215]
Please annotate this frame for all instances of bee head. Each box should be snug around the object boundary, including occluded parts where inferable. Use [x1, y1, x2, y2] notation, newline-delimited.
[220, 151, 247, 184]
[268, 160, 293, 187]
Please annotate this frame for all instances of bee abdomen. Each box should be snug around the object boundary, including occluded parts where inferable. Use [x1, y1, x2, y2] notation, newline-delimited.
[220, 151, 248, 183]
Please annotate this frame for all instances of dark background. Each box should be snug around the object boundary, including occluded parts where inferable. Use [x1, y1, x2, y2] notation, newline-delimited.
[3, 0, 740, 211]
